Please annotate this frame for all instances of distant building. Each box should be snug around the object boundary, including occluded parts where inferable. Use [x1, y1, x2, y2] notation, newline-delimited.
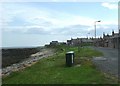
[95, 37, 104, 47]
[96, 29, 120, 49]
[81, 38, 94, 44]
[67, 38, 81, 46]
[67, 40, 72, 46]
[67, 38, 94, 46]
[47, 29, 120, 49]
[49, 41, 66, 46]
[59, 42, 66, 45]
[50, 41, 59, 46]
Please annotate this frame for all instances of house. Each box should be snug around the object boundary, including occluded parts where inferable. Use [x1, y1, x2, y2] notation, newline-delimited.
[67, 38, 81, 46]
[96, 29, 120, 49]
[67, 38, 94, 46]
[49, 41, 67, 46]
[81, 38, 94, 44]
[67, 40, 72, 46]
[95, 37, 104, 47]
[103, 30, 120, 48]
[50, 41, 59, 46]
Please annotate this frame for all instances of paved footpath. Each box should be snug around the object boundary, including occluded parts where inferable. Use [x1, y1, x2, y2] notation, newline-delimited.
[91, 47, 119, 78]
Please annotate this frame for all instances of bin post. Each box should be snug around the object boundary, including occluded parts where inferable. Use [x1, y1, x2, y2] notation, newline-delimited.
[66, 51, 74, 67]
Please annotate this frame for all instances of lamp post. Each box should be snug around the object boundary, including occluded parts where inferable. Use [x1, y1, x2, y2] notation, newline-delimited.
[95, 20, 101, 39]
[94, 20, 101, 46]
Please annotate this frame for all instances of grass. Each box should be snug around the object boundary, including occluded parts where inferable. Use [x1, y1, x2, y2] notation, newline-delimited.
[2, 45, 118, 84]
[78, 47, 103, 57]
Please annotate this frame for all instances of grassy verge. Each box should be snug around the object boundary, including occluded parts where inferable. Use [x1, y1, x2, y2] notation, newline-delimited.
[2, 45, 117, 84]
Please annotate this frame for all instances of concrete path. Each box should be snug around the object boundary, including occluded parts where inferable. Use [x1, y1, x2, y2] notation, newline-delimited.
[91, 47, 119, 78]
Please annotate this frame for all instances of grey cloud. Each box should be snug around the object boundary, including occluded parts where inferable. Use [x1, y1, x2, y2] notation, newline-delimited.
[25, 28, 50, 35]
[5, 23, 117, 38]
[22, 24, 90, 36]
[52, 24, 90, 36]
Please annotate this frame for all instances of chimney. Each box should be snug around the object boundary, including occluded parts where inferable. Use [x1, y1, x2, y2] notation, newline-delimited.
[112, 30, 114, 36]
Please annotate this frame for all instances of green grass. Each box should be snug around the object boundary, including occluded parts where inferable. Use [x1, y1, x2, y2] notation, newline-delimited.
[78, 47, 103, 57]
[2, 45, 118, 84]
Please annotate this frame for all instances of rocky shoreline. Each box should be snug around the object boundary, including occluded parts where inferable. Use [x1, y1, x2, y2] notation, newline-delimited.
[1, 48, 55, 77]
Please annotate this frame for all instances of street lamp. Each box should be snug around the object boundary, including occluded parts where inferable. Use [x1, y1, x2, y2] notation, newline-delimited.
[94, 20, 101, 46]
[95, 20, 101, 39]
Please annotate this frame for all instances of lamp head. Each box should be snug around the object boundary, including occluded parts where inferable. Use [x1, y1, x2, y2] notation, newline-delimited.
[97, 20, 101, 22]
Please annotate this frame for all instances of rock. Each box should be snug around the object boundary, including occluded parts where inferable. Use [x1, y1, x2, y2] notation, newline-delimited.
[2, 49, 55, 77]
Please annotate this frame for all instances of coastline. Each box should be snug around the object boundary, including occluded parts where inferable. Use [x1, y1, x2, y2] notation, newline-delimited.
[2, 47, 42, 68]
[2, 48, 55, 77]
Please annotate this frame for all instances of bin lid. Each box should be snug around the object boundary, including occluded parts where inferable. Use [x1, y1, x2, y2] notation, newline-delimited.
[66, 51, 74, 54]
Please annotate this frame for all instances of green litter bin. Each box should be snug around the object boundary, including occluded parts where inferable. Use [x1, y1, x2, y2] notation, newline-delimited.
[66, 51, 74, 67]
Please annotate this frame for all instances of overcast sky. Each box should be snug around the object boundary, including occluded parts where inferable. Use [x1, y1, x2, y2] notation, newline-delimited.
[1, 2, 118, 47]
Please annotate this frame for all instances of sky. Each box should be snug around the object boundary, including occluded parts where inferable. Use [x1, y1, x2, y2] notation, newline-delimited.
[1, 2, 118, 47]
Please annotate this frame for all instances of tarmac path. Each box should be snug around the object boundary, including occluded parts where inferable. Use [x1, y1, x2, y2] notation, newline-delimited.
[91, 47, 119, 78]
